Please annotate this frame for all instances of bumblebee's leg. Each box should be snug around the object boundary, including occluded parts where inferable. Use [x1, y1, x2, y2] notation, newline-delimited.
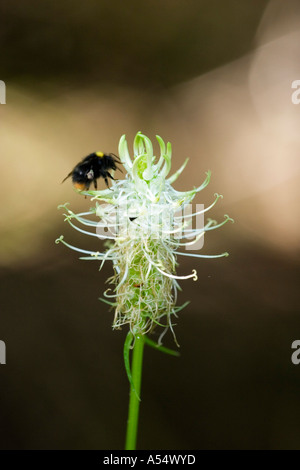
[61, 171, 73, 184]
[106, 172, 116, 190]
[106, 171, 115, 181]
[93, 179, 98, 190]
[103, 176, 113, 190]
[110, 153, 122, 162]
[83, 181, 91, 198]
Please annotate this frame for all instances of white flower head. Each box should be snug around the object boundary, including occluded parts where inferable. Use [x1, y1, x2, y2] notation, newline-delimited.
[56, 132, 233, 344]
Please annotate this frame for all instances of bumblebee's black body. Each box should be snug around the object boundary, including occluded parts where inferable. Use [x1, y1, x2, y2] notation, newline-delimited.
[63, 152, 121, 190]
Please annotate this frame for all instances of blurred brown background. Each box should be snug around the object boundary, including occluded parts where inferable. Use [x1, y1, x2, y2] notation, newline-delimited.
[0, 0, 300, 450]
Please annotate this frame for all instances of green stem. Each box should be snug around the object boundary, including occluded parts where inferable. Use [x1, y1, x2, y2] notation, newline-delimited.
[125, 334, 145, 450]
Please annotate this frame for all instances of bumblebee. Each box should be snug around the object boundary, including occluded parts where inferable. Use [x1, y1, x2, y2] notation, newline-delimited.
[62, 151, 122, 190]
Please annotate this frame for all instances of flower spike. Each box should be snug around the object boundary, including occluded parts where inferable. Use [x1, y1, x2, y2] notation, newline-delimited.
[57, 133, 232, 342]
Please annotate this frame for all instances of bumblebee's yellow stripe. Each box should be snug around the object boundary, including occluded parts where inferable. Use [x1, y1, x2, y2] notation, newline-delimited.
[95, 151, 104, 158]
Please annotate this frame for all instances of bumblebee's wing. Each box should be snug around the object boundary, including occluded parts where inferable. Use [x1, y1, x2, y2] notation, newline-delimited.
[61, 171, 73, 184]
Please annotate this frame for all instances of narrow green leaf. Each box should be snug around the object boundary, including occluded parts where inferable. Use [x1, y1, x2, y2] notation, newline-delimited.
[167, 158, 189, 184]
[123, 332, 139, 398]
[144, 336, 180, 357]
[98, 297, 116, 306]
[174, 300, 190, 313]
